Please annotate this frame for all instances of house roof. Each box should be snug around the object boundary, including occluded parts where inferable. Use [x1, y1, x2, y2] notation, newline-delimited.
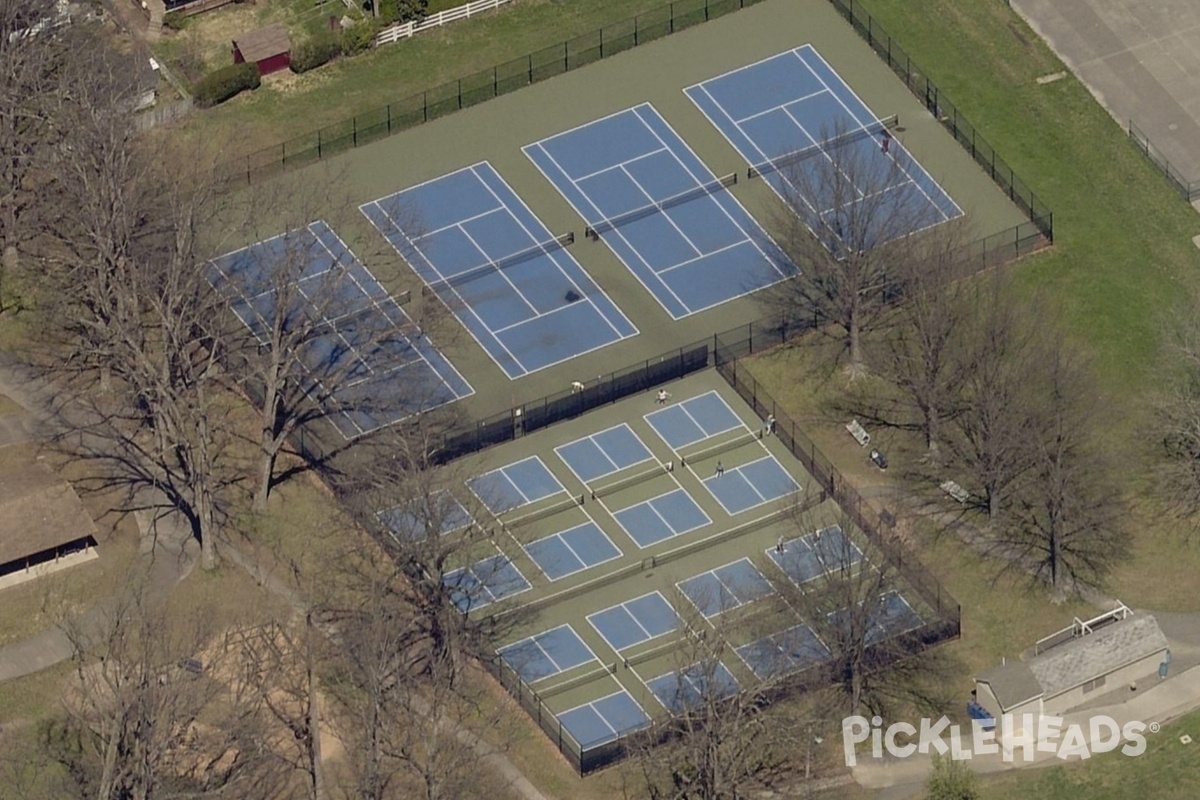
[978, 661, 1043, 711]
[1028, 614, 1168, 698]
[232, 23, 290, 63]
[0, 461, 98, 565]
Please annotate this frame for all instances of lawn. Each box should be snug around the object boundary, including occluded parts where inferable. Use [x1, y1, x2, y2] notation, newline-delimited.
[980, 708, 1200, 799]
[167, 0, 709, 150]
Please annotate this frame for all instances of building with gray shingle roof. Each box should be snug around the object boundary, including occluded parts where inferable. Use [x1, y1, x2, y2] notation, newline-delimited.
[974, 605, 1170, 722]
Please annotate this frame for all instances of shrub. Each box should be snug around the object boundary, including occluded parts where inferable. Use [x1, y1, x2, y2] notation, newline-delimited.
[192, 62, 260, 107]
[340, 19, 379, 56]
[162, 10, 187, 30]
[290, 32, 341, 73]
[375, 0, 426, 25]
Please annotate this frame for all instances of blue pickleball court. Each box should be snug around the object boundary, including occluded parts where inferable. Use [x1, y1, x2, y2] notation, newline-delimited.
[677, 558, 774, 619]
[611, 488, 711, 548]
[376, 491, 473, 542]
[498, 624, 598, 683]
[829, 590, 924, 646]
[524, 104, 795, 319]
[587, 591, 682, 652]
[443, 551, 531, 613]
[701, 455, 801, 515]
[736, 623, 832, 680]
[361, 163, 637, 379]
[557, 690, 651, 750]
[555, 424, 654, 484]
[468, 456, 566, 514]
[686, 46, 962, 250]
[768, 525, 865, 586]
[206, 221, 473, 439]
[644, 660, 739, 714]
[524, 522, 623, 581]
[644, 391, 745, 451]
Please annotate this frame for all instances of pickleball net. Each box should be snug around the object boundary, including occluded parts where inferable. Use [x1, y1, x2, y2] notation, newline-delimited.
[747, 115, 899, 180]
[584, 173, 738, 240]
[421, 232, 574, 297]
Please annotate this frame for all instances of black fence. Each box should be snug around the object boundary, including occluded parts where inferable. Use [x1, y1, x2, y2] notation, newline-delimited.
[222, 0, 769, 186]
[474, 327, 962, 776]
[825, 0, 1054, 243]
[1128, 120, 1200, 202]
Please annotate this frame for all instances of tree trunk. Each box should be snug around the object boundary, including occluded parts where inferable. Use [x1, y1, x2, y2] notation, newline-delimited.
[307, 611, 327, 800]
[254, 436, 275, 513]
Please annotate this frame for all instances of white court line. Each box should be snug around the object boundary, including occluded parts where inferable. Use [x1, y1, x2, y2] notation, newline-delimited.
[618, 162, 705, 259]
[572, 146, 670, 183]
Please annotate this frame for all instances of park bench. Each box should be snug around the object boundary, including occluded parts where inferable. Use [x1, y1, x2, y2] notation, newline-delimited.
[845, 419, 870, 447]
[939, 479, 970, 505]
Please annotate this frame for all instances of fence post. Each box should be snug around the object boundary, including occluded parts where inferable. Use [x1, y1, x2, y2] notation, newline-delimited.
[353, 116, 357, 147]
[670, 2, 674, 32]
[387, 102, 392, 132]
[528, 53, 533, 83]
[600, 26, 603, 58]
[317, 129, 322, 158]
[423, 90, 428, 122]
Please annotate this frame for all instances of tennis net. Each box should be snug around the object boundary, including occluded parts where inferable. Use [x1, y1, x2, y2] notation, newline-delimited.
[421, 232, 574, 298]
[747, 115, 899, 180]
[679, 430, 760, 468]
[590, 462, 671, 501]
[584, 173, 738, 240]
[503, 493, 583, 530]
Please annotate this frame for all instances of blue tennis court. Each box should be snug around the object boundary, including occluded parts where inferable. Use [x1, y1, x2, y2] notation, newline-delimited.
[468, 456, 566, 514]
[644, 660, 739, 714]
[587, 592, 681, 652]
[361, 163, 637, 379]
[611, 488, 711, 548]
[376, 491, 472, 542]
[558, 689, 651, 749]
[645, 390, 744, 451]
[443, 551, 531, 613]
[702, 455, 800, 515]
[686, 46, 962, 250]
[498, 624, 598, 683]
[524, 104, 794, 319]
[206, 221, 473, 439]
[830, 590, 923, 646]
[555, 424, 653, 484]
[677, 558, 774, 619]
[736, 623, 832, 680]
[524, 522, 622, 581]
[768, 525, 864, 586]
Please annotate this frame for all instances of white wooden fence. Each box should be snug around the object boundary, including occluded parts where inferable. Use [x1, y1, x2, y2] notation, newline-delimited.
[375, 0, 511, 46]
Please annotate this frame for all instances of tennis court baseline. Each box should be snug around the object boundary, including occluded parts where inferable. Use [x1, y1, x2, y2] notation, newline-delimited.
[677, 558, 773, 619]
[587, 591, 682, 652]
[555, 423, 654, 484]
[361, 163, 637, 379]
[206, 221, 473, 439]
[468, 456, 566, 514]
[524, 521, 623, 581]
[498, 624, 598, 683]
[686, 46, 962, 249]
[645, 390, 745, 451]
[525, 104, 795, 319]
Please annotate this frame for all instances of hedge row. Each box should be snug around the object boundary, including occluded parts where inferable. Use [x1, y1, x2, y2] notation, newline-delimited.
[193, 62, 260, 107]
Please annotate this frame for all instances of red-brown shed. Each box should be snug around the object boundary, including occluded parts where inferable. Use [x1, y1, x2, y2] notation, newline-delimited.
[232, 23, 291, 76]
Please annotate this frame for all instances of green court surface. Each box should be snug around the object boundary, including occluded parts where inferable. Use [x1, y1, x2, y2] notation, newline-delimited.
[428, 371, 936, 758]
[217, 0, 1031, 431]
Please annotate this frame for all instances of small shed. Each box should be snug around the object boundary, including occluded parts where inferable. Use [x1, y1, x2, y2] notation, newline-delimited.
[974, 605, 1170, 741]
[232, 23, 291, 76]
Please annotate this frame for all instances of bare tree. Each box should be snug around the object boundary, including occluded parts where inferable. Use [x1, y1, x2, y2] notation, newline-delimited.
[32, 43, 236, 571]
[0, 0, 70, 310]
[945, 275, 1044, 520]
[872, 224, 974, 459]
[768, 120, 945, 377]
[996, 340, 1128, 597]
[51, 575, 276, 800]
[1156, 310, 1200, 522]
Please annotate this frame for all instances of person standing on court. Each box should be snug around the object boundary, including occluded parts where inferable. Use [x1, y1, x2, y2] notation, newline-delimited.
[656, 389, 671, 405]
[715, 460, 724, 478]
[880, 129, 891, 154]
